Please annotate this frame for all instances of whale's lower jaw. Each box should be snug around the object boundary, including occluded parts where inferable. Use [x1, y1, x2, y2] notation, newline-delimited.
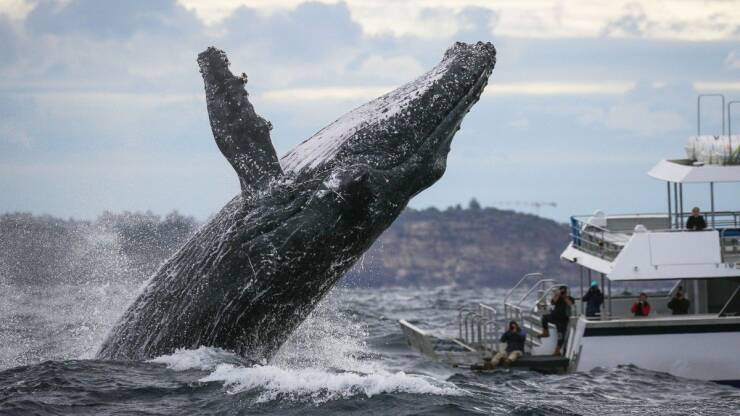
[96, 41, 496, 361]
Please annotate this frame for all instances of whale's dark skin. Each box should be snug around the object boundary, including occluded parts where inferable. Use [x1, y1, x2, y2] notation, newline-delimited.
[97, 42, 496, 361]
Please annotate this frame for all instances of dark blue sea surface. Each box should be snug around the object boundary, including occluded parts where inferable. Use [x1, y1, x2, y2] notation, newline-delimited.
[1, 284, 738, 415]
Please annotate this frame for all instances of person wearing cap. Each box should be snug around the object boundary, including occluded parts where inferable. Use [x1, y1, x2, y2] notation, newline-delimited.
[582, 281, 604, 318]
[485, 321, 526, 369]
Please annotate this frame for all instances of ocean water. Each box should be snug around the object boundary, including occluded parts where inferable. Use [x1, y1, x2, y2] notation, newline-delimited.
[1, 282, 739, 415]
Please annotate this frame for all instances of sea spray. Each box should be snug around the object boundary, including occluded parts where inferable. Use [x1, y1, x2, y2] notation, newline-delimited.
[147, 288, 464, 405]
[199, 364, 462, 404]
[0, 213, 193, 369]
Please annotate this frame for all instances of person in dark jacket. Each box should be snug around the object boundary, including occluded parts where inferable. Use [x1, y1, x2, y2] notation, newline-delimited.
[686, 207, 707, 231]
[539, 286, 574, 356]
[631, 292, 651, 317]
[486, 321, 526, 369]
[582, 281, 604, 318]
[667, 288, 691, 315]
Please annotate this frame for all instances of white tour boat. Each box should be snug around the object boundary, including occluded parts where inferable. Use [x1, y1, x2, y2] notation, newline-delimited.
[400, 94, 740, 386]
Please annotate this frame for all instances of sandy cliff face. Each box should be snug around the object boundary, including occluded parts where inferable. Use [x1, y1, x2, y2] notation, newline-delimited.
[348, 206, 575, 287]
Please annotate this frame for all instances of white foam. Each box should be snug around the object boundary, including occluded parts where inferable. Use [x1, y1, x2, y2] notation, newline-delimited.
[148, 346, 235, 371]
[199, 364, 463, 403]
[272, 287, 373, 373]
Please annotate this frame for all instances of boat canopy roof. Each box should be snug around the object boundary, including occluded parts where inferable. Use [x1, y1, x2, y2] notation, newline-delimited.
[648, 159, 740, 183]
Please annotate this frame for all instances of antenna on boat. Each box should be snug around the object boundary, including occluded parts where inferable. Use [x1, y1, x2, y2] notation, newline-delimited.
[697, 94, 725, 136]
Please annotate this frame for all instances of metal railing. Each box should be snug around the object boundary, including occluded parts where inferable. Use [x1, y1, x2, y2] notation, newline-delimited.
[503, 274, 570, 352]
[720, 228, 740, 262]
[570, 217, 623, 260]
[504, 274, 552, 336]
[503, 272, 544, 307]
[457, 303, 500, 353]
[570, 211, 740, 261]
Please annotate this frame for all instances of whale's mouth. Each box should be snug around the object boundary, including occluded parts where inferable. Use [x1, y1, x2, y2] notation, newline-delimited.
[279, 42, 496, 179]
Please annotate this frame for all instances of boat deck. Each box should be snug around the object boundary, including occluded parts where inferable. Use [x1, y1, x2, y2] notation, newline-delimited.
[469, 355, 570, 373]
[399, 319, 570, 373]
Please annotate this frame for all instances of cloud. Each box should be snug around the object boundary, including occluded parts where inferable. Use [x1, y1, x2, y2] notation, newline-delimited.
[0, 0, 33, 19]
[223, 2, 362, 61]
[693, 81, 740, 92]
[353, 55, 425, 82]
[262, 86, 392, 103]
[0, 15, 18, 67]
[486, 82, 635, 96]
[1, 0, 739, 219]
[5, 0, 740, 41]
[508, 117, 529, 130]
[0, 122, 31, 148]
[600, 3, 653, 38]
[26, 0, 201, 38]
[260, 81, 637, 104]
[601, 102, 686, 136]
[0, 94, 34, 147]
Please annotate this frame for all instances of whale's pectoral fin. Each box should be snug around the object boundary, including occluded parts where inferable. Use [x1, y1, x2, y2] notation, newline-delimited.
[197, 47, 283, 194]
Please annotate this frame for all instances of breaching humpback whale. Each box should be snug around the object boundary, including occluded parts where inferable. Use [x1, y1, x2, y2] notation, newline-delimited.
[97, 41, 496, 361]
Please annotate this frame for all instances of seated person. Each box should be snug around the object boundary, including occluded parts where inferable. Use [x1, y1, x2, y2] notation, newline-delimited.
[667, 287, 691, 315]
[630, 292, 651, 317]
[582, 280, 604, 318]
[686, 207, 707, 231]
[485, 321, 526, 369]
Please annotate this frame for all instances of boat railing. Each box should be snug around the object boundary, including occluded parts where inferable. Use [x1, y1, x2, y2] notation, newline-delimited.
[570, 217, 625, 261]
[504, 277, 555, 324]
[720, 228, 740, 262]
[457, 303, 500, 352]
[503, 272, 544, 307]
[570, 211, 740, 262]
[504, 279, 570, 351]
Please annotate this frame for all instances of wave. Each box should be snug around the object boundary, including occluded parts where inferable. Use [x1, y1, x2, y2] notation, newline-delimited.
[199, 363, 464, 404]
[148, 346, 463, 404]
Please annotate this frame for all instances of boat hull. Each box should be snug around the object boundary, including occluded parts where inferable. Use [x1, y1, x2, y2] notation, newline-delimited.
[568, 315, 740, 384]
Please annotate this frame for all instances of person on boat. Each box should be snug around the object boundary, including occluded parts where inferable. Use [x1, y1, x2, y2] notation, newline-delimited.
[485, 321, 526, 369]
[582, 280, 604, 318]
[686, 207, 707, 231]
[667, 287, 691, 315]
[630, 292, 651, 317]
[539, 286, 574, 356]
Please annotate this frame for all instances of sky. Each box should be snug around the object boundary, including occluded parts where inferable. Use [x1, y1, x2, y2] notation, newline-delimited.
[1, 0, 739, 222]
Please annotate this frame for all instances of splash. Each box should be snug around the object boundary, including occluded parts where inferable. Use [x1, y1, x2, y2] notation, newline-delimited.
[147, 288, 463, 404]
[199, 364, 462, 404]
[271, 287, 373, 372]
[0, 212, 194, 369]
[148, 346, 242, 371]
